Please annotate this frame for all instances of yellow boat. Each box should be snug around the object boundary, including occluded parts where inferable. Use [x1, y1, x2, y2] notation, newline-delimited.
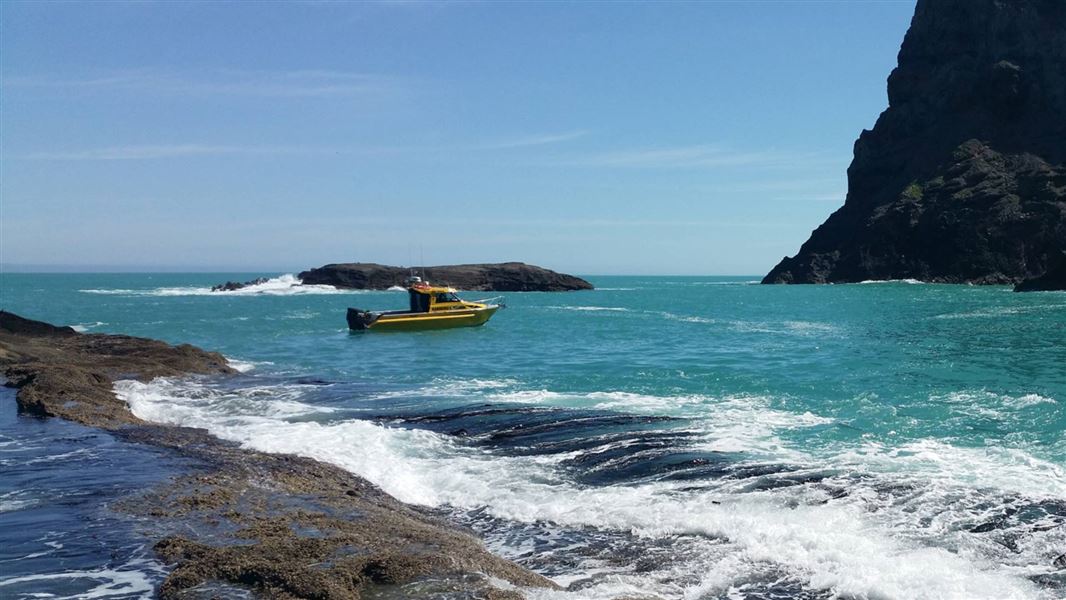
[347, 278, 501, 332]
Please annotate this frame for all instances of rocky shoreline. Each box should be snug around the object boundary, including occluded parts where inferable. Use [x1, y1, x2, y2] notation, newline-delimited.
[1014, 251, 1066, 292]
[0, 311, 554, 599]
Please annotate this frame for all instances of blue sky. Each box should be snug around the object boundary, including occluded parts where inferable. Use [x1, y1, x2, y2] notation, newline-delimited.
[1, 1, 916, 275]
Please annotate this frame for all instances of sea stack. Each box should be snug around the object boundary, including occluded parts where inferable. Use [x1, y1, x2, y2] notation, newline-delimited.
[763, 0, 1066, 285]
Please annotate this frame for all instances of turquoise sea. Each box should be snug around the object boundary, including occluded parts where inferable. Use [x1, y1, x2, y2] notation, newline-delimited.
[2, 273, 1065, 599]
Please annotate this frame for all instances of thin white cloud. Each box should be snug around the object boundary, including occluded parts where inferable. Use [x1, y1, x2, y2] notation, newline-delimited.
[22, 144, 333, 160]
[273, 215, 797, 230]
[17, 135, 593, 160]
[554, 144, 832, 169]
[4, 68, 406, 99]
[480, 130, 589, 149]
[694, 177, 846, 194]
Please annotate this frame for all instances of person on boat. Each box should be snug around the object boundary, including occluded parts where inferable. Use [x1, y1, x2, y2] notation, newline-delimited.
[408, 287, 430, 313]
[405, 279, 430, 315]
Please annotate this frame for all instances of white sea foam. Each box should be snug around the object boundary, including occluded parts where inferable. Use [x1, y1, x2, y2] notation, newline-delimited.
[368, 377, 521, 401]
[1008, 393, 1057, 408]
[729, 319, 842, 337]
[482, 389, 831, 456]
[79, 274, 360, 297]
[226, 358, 257, 373]
[940, 390, 1059, 409]
[71, 321, 106, 333]
[835, 439, 1066, 499]
[690, 397, 833, 457]
[550, 306, 720, 324]
[932, 390, 1060, 423]
[0, 490, 38, 513]
[529, 391, 832, 458]
[549, 306, 631, 312]
[782, 320, 840, 334]
[858, 278, 925, 285]
[0, 448, 96, 469]
[0, 559, 161, 598]
[118, 377, 1057, 600]
[933, 304, 1066, 319]
[116, 379, 334, 423]
[656, 311, 715, 324]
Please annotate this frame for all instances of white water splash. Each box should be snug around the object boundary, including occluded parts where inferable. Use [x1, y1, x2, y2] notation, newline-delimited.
[79, 274, 360, 297]
[117, 377, 1058, 600]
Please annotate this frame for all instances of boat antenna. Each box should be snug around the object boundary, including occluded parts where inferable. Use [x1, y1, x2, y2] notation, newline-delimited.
[420, 245, 426, 280]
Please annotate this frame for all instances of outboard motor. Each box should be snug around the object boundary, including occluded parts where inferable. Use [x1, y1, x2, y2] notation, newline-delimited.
[346, 308, 377, 330]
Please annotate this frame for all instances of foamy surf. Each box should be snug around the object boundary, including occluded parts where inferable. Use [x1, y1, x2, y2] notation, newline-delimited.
[226, 358, 255, 373]
[858, 278, 926, 284]
[79, 274, 361, 297]
[117, 377, 1059, 600]
[548, 306, 632, 312]
[0, 559, 162, 599]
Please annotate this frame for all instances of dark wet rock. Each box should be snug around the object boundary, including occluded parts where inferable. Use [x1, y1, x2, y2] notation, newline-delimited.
[1054, 553, 1066, 570]
[299, 262, 593, 291]
[123, 424, 556, 599]
[210, 277, 269, 292]
[1015, 251, 1066, 291]
[1, 311, 234, 428]
[0, 310, 77, 337]
[764, 0, 1066, 285]
[0, 312, 555, 598]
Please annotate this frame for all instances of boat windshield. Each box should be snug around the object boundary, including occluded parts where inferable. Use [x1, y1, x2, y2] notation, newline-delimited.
[435, 292, 462, 303]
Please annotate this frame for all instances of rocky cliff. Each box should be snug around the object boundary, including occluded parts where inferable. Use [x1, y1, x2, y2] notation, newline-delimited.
[298, 262, 594, 291]
[764, 0, 1066, 284]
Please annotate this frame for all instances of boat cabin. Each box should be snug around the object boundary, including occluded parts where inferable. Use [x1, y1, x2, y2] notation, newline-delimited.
[406, 278, 473, 313]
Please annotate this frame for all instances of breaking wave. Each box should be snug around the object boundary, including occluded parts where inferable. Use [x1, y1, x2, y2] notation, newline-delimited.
[79, 274, 360, 297]
[117, 376, 1063, 600]
[858, 278, 926, 285]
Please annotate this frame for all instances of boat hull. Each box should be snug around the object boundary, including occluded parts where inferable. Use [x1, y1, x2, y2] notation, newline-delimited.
[348, 306, 499, 332]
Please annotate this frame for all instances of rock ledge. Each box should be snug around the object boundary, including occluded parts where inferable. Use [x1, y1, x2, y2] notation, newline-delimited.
[0, 311, 554, 599]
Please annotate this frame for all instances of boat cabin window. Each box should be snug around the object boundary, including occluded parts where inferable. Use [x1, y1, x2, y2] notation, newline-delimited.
[435, 292, 461, 303]
[409, 290, 431, 313]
